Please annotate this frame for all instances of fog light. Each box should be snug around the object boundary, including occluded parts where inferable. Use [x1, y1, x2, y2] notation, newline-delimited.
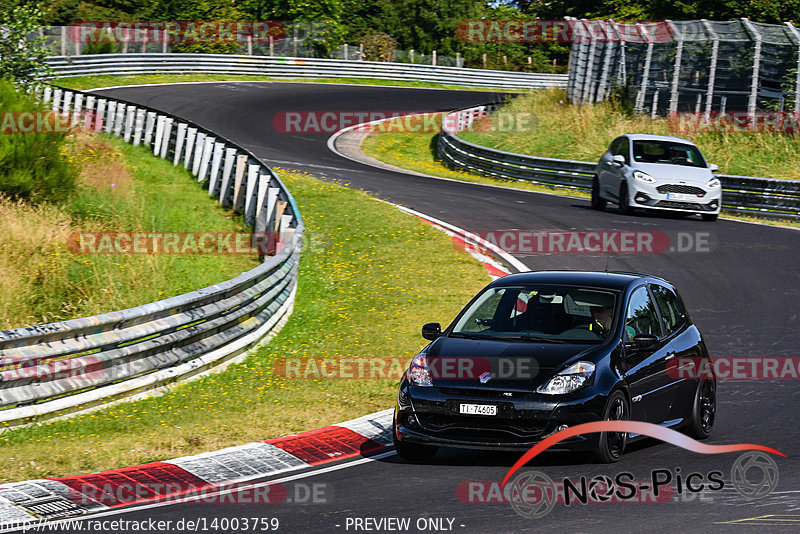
[634, 193, 649, 203]
[407, 415, 418, 427]
[709, 200, 718, 209]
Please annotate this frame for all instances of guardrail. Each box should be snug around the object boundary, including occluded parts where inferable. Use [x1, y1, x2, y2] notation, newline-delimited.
[44, 53, 568, 90]
[438, 105, 800, 220]
[0, 85, 304, 427]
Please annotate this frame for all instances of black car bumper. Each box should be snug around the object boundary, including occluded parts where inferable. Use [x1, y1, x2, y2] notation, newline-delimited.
[394, 384, 608, 452]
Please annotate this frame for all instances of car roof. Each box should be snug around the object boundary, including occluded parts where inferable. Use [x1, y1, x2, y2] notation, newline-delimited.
[621, 133, 697, 145]
[489, 270, 669, 291]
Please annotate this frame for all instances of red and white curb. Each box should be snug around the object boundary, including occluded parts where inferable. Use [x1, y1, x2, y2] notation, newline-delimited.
[0, 409, 393, 525]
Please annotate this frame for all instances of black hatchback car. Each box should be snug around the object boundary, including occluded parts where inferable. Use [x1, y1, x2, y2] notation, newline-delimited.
[393, 271, 716, 462]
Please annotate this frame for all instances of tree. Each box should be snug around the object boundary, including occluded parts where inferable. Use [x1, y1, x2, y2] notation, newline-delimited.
[0, 1, 51, 89]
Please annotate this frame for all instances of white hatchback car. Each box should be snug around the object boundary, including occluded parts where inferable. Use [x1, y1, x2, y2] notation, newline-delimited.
[592, 134, 722, 221]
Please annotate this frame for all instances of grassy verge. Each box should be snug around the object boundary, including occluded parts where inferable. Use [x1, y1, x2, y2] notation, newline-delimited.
[460, 88, 800, 181]
[360, 113, 590, 199]
[0, 133, 256, 329]
[0, 168, 490, 482]
[55, 73, 518, 92]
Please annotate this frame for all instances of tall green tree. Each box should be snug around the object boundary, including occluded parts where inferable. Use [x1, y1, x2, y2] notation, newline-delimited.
[0, 0, 51, 88]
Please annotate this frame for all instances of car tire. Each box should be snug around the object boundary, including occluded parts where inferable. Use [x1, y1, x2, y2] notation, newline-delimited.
[685, 379, 715, 440]
[593, 390, 629, 463]
[591, 178, 606, 211]
[618, 183, 633, 215]
[702, 213, 718, 222]
[393, 422, 438, 461]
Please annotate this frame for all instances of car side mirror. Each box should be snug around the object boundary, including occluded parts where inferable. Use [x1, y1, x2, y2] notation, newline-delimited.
[708, 163, 719, 172]
[612, 154, 625, 165]
[422, 322, 442, 341]
[629, 333, 659, 351]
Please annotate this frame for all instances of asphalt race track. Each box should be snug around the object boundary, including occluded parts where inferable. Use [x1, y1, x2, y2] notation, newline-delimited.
[48, 81, 799, 532]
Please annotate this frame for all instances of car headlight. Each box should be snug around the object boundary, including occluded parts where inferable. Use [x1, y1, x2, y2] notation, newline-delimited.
[706, 178, 721, 189]
[408, 353, 432, 387]
[537, 361, 595, 395]
[632, 171, 655, 184]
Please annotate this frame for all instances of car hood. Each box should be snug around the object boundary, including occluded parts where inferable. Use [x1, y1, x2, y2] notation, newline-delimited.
[424, 336, 604, 391]
[632, 163, 713, 184]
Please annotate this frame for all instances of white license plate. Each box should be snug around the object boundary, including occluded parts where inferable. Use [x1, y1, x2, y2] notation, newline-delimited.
[666, 193, 696, 201]
[459, 403, 497, 416]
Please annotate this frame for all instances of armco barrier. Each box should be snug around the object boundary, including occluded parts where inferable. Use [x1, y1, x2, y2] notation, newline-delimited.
[0, 85, 304, 427]
[438, 105, 800, 220]
[43, 53, 568, 90]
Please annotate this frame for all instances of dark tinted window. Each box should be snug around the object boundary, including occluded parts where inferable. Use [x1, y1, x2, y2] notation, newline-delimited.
[613, 138, 630, 160]
[632, 140, 706, 167]
[651, 284, 685, 335]
[625, 286, 661, 337]
[609, 137, 623, 154]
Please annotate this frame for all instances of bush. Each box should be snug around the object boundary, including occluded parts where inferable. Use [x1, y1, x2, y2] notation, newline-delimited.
[0, 81, 77, 202]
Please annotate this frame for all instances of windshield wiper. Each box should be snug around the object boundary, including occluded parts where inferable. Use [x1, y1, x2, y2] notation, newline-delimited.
[449, 332, 494, 340]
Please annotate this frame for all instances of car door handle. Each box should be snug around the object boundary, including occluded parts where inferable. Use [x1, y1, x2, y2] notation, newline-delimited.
[665, 352, 676, 360]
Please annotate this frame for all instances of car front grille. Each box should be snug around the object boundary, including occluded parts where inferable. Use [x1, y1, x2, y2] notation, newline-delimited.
[656, 184, 706, 195]
[416, 413, 545, 439]
[655, 200, 708, 210]
[438, 387, 524, 398]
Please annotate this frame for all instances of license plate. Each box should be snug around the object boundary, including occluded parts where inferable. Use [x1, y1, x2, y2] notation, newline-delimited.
[666, 193, 695, 201]
[459, 403, 497, 416]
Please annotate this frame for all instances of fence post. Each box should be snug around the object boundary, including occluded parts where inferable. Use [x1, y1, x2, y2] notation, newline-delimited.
[269, 35, 274, 56]
[433, 50, 437, 66]
[232, 155, 247, 211]
[668, 22, 684, 115]
[192, 132, 207, 177]
[457, 52, 461, 67]
[160, 118, 174, 159]
[152, 115, 165, 154]
[208, 142, 225, 195]
[219, 148, 237, 206]
[786, 22, 800, 112]
[702, 20, 720, 113]
[173, 123, 187, 164]
[247, 35, 253, 55]
[123, 106, 135, 142]
[344, 43, 349, 61]
[132, 109, 144, 146]
[143, 112, 156, 146]
[184, 127, 197, 168]
[581, 20, 599, 105]
[162, 29, 167, 53]
[634, 23, 654, 113]
[410, 49, 414, 63]
[741, 18, 761, 120]
[244, 164, 259, 226]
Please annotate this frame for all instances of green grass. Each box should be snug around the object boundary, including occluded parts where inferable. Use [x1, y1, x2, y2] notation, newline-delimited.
[360, 113, 590, 199]
[0, 133, 257, 329]
[460, 88, 800, 181]
[0, 168, 491, 482]
[55, 73, 518, 92]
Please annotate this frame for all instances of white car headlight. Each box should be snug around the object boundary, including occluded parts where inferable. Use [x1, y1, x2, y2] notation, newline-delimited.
[537, 361, 595, 395]
[706, 178, 721, 189]
[632, 171, 656, 184]
[408, 353, 432, 387]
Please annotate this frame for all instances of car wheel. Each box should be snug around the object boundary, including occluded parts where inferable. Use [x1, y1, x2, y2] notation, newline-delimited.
[593, 390, 628, 463]
[702, 213, 718, 222]
[685, 379, 715, 439]
[591, 178, 606, 211]
[618, 183, 633, 215]
[393, 422, 438, 461]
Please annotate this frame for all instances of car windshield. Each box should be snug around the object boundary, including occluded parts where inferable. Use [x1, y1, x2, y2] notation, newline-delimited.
[632, 140, 706, 168]
[451, 285, 619, 343]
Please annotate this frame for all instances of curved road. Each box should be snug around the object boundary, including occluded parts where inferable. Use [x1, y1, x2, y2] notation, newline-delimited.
[63, 82, 800, 532]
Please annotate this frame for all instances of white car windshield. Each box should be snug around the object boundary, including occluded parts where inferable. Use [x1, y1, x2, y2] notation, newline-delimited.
[632, 140, 706, 168]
